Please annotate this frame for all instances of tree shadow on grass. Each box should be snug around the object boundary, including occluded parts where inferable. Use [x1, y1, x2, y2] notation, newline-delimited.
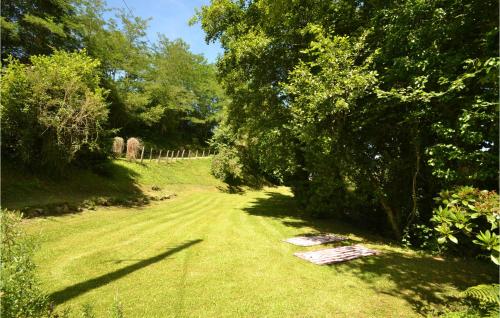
[49, 239, 202, 305]
[243, 191, 498, 315]
[1, 159, 150, 216]
[333, 251, 497, 315]
[243, 191, 389, 243]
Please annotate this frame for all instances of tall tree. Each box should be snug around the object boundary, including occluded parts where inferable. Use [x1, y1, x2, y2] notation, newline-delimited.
[73, 0, 226, 145]
[1, 0, 78, 61]
[197, 0, 499, 238]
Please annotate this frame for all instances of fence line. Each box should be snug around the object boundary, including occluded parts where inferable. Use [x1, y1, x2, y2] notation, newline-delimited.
[119, 146, 216, 164]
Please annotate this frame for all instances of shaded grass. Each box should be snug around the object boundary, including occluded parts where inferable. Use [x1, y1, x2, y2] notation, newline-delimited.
[1, 160, 140, 209]
[243, 191, 498, 314]
[22, 186, 497, 317]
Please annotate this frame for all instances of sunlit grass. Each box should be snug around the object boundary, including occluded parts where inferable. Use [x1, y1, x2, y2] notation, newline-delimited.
[20, 160, 497, 317]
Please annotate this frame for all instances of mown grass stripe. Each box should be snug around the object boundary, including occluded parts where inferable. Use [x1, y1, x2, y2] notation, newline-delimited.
[40, 195, 224, 288]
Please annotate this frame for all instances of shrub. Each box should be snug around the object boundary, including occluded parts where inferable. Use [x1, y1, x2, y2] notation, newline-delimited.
[1, 50, 109, 172]
[211, 145, 242, 184]
[401, 223, 440, 252]
[0, 210, 53, 317]
[431, 186, 500, 263]
[126, 137, 142, 161]
[112, 137, 125, 157]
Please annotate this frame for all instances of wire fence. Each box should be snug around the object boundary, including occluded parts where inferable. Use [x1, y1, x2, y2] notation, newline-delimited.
[118, 146, 215, 164]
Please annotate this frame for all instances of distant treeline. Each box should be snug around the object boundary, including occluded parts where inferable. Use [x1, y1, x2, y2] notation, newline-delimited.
[1, 0, 227, 173]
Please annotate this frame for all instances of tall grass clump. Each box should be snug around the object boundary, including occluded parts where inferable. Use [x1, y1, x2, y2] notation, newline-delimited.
[0, 210, 53, 317]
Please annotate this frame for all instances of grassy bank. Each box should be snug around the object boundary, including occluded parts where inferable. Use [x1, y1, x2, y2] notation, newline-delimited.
[15, 159, 497, 317]
[2, 158, 223, 210]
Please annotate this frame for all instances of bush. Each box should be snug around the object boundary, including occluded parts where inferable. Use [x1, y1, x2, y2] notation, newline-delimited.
[430, 187, 500, 318]
[0, 210, 53, 317]
[1, 50, 109, 173]
[211, 145, 243, 184]
[431, 186, 500, 263]
[401, 223, 440, 252]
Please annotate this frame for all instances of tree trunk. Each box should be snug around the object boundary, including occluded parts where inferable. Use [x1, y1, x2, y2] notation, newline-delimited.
[370, 176, 402, 239]
[379, 196, 402, 239]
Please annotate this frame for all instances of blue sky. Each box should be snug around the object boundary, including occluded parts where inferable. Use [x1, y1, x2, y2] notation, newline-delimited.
[104, 0, 222, 63]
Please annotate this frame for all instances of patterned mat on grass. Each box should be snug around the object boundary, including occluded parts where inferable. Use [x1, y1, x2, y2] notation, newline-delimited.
[294, 245, 379, 265]
[284, 234, 347, 247]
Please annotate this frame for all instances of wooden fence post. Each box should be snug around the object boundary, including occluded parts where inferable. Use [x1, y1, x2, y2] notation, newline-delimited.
[181, 149, 185, 158]
[202, 149, 205, 157]
[140, 147, 145, 164]
[188, 150, 191, 158]
[208, 149, 211, 156]
[176, 150, 180, 159]
[157, 150, 162, 163]
[195, 150, 198, 158]
[165, 150, 170, 162]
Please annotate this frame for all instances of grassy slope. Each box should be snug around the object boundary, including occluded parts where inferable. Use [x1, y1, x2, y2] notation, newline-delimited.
[2, 158, 221, 209]
[18, 160, 497, 317]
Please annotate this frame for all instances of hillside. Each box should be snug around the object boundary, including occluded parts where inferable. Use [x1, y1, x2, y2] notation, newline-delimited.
[1, 158, 224, 212]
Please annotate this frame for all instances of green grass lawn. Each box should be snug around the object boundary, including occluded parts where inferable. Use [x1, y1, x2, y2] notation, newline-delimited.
[19, 160, 497, 317]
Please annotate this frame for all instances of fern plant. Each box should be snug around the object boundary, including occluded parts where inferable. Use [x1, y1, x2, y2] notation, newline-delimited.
[463, 284, 500, 316]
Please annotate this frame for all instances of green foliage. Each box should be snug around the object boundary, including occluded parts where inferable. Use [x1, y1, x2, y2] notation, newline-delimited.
[463, 284, 500, 306]
[281, 26, 379, 220]
[110, 296, 125, 318]
[71, 2, 227, 145]
[210, 126, 243, 184]
[81, 303, 96, 318]
[1, 0, 78, 60]
[401, 223, 439, 252]
[431, 187, 500, 263]
[0, 210, 52, 317]
[211, 146, 242, 184]
[197, 0, 499, 239]
[1, 50, 109, 172]
[1, 0, 227, 171]
[126, 37, 226, 139]
[425, 58, 499, 185]
[441, 284, 500, 318]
